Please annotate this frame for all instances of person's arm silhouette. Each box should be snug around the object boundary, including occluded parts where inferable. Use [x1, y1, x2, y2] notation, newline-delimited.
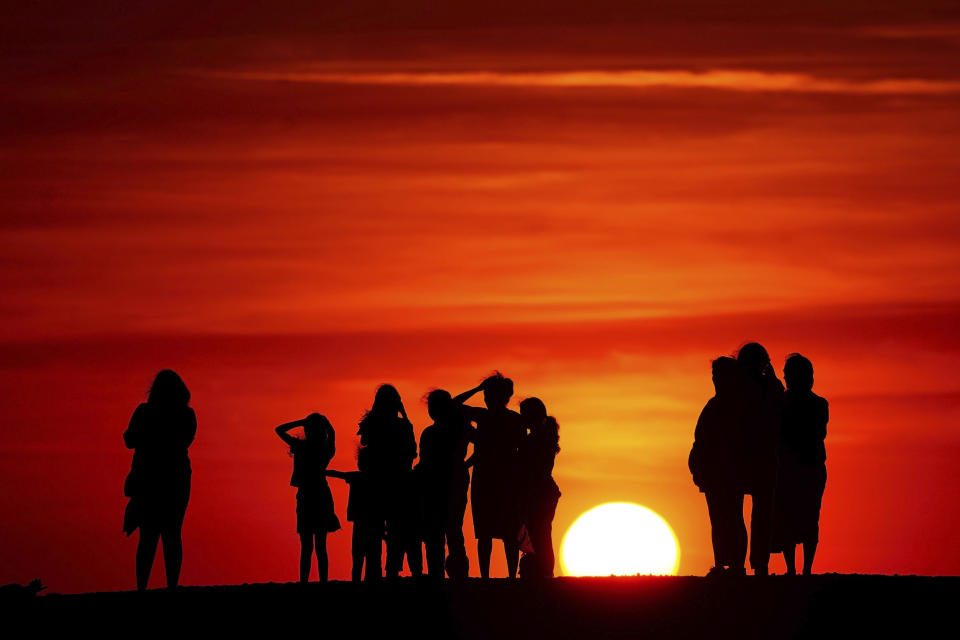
[275, 415, 311, 447]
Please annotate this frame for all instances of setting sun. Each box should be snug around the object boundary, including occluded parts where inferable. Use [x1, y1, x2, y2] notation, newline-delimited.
[561, 503, 680, 576]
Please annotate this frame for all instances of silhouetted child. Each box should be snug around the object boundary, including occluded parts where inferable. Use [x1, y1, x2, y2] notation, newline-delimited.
[357, 384, 422, 578]
[455, 372, 524, 579]
[276, 413, 341, 583]
[689, 357, 748, 576]
[737, 342, 785, 576]
[416, 389, 470, 579]
[327, 447, 383, 582]
[774, 354, 828, 575]
[518, 397, 561, 579]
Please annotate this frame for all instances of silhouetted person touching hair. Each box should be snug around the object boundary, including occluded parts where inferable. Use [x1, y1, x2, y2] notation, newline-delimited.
[416, 389, 471, 579]
[518, 397, 561, 579]
[327, 447, 380, 582]
[774, 354, 828, 575]
[737, 342, 785, 576]
[689, 357, 748, 576]
[123, 370, 196, 591]
[276, 413, 340, 583]
[358, 384, 422, 578]
[455, 373, 524, 579]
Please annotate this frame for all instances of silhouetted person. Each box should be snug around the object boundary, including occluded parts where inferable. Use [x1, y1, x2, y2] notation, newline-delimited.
[737, 343, 785, 576]
[455, 373, 524, 579]
[689, 357, 748, 576]
[774, 354, 828, 575]
[517, 397, 561, 579]
[123, 370, 196, 591]
[358, 384, 422, 578]
[276, 413, 340, 583]
[327, 447, 382, 582]
[416, 390, 471, 579]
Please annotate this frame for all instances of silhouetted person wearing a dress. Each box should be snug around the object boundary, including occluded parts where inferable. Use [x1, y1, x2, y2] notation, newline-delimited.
[358, 384, 422, 578]
[774, 354, 828, 575]
[738, 343, 785, 576]
[276, 413, 340, 583]
[327, 447, 380, 582]
[416, 390, 471, 579]
[517, 397, 561, 579]
[123, 370, 196, 591]
[689, 357, 748, 576]
[455, 373, 524, 579]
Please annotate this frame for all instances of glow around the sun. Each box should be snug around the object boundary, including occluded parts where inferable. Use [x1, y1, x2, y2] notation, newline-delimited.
[560, 502, 680, 576]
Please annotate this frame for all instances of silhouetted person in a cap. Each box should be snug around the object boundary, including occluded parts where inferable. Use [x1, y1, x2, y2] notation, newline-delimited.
[690, 357, 748, 576]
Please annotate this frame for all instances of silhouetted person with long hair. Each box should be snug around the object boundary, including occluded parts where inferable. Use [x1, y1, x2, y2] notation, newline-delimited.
[276, 413, 340, 583]
[517, 397, 561, 579]
[327, 447, 381, 582]
[455, 373, 524, 579]
[123, 370, 196, 591]
[737, 342, 785, 576]
[358, 384, 422, 578]
[689, 357, 748, 576]
[416, 389, 471, 579]
[774, 354, 828, 575]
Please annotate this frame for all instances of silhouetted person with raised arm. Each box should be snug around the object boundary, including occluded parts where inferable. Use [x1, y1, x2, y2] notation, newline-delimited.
[416, 389, 471, 579]
[689, 357, 748, 576]
[123, 370, 196, 591]
[327, 447, 381, 582]
[737, 342, 785, 576]
[774, 354, 828, 575]
[276, 413, 340, 583]
[454, 373, 524, 579]
[358, 384, 422, 578]
[517, 397, 561, 579]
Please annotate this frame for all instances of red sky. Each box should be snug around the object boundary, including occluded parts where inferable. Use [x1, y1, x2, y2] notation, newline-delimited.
[2, 2, 960, 592]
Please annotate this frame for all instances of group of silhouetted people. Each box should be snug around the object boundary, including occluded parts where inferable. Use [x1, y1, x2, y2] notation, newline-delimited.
[689, 343, 828, 577]
[122, 370, 561, 589]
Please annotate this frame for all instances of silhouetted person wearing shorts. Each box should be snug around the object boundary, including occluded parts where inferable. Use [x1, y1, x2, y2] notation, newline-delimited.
[689, 357, 748, 576]
[774, 354, 828, 575]
[738, 343, 785, 576]
[123, 370, 196, 591]
[518, 397, 561, 579]
[358, 384, 421, 578]
[455, 373, 524, 579]
[276, 413, 340, 583]
[417, 390, 471, 579]
[328, 448, 381, 582]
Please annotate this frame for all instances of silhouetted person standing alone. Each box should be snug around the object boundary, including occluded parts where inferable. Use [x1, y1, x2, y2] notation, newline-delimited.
[737, 343, 785, 576]
[358, 384, 421, 578]
[123, 370, 196, 591]
[455, 373, 524, 579]
[518, 397, 561, 579]
[774, 354, 828, 575]
[276, 413, 340, 583]
[417, 389, 471, 579]
[689, 357, 748, 576]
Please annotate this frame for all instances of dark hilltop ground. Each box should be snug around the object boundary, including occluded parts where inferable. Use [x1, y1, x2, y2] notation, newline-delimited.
[3, 575, 957, 639]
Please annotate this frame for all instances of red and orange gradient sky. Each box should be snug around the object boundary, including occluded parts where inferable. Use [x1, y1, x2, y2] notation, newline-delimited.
[2, 2, 960, 592]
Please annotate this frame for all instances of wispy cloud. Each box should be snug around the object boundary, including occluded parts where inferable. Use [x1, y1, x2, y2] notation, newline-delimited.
[199, 68, 960, 95]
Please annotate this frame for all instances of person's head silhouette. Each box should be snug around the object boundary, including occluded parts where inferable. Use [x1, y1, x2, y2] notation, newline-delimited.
[481, 372, 513, 409]
[304, 413, 332, 442]
[737, 342, 771, 380]
[147, 369, 190, 406]
[371, 384, 405, 418]
[784, 353, 814, 392]
[711, 356, 741, 397]
[519, 397, 547, 427]
[426, 389, 453, 423]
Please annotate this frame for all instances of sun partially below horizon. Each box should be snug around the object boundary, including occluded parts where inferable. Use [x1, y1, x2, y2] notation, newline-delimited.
[561, 502, 680, 576]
